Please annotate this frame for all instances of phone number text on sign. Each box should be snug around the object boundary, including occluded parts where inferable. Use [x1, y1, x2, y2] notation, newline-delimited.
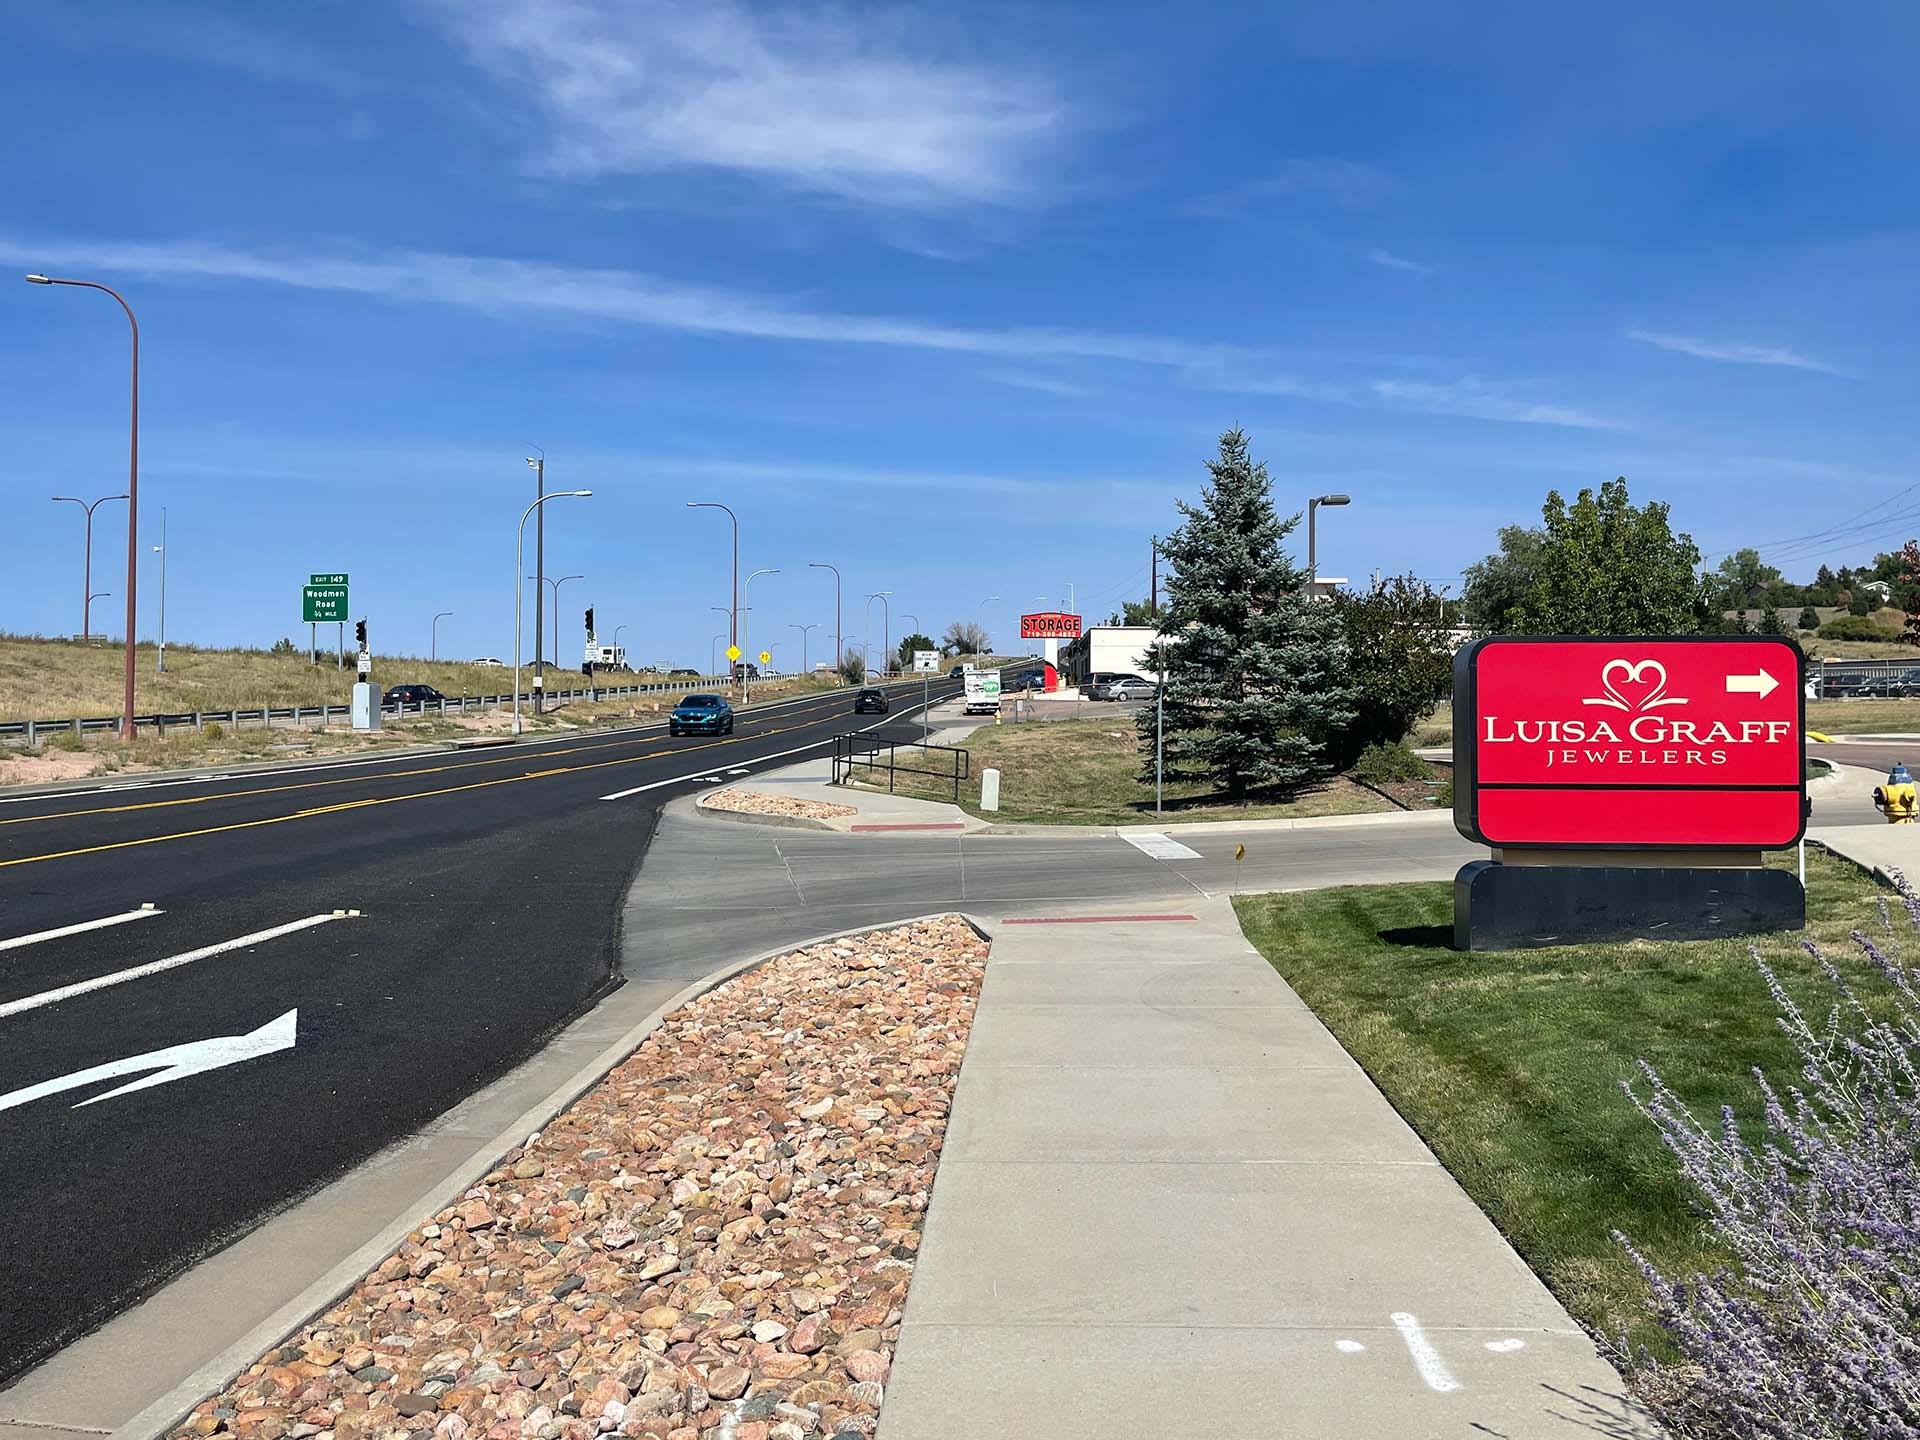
[1019, 611, 1082, 639]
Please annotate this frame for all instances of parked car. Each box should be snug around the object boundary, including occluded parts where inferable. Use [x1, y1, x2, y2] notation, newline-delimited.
[1819, 673, 1879, 699]
[385, 683, 448, 708]
[669, 693, 735, 736]
[1103, 676, 1160, 701]
[853, 687, 890, 714]
[1006, 668, 1045, 690]
[1079, 671, 1127, 698]
[471, 657, 504, 667]
[1885, 668, 1920, 698]
[669, 667, 699, 677]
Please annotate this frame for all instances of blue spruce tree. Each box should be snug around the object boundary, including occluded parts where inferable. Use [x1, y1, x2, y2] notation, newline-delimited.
[1140, 430, 1358, 801]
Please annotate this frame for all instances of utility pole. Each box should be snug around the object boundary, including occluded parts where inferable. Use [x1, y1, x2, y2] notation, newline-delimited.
[1150, 536, 1158, 614]
[527, 450, 545, 710]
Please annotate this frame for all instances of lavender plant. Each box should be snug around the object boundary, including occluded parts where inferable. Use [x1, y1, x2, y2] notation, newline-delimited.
[1615, 873, 1920, 1438]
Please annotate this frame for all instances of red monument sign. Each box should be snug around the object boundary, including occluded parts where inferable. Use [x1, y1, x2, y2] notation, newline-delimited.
[1020, 611, 1083, 640]
[1455, 635, 1805, 849]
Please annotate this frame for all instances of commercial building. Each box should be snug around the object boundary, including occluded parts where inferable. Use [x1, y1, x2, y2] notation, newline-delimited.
[1057, 626, 1171, 685]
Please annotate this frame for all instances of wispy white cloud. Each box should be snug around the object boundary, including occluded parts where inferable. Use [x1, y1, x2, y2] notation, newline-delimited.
[978, 370, 1096, 398]
[1367, 246, 1432, 276]
[1183, 157, 1396, 218]
[1369, 377, 1629, 431]
[1626, 328, 1847, 376]
[418, 0, 1072, 209]
[0, 232, 1619, 429]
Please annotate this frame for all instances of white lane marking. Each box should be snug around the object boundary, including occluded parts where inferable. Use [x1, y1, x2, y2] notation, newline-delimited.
[1334, 1339, 1366, 1353]
[1120, 831, 1202, 861]
[0, 1009, 297, 1113]
[1391, 1312, 1460, 1393]
[0, 904, 163, 953]
[598, 701, 935, 801]
[0, 913, 354, 1020]
[1485, 1338, 1526, 1353]
[727, 768, 750, 776]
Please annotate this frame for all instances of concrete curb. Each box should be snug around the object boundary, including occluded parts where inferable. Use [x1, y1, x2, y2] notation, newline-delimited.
[109, 908, 988, 1440]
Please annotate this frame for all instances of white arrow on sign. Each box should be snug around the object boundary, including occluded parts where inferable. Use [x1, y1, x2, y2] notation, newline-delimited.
[1726, 669, 1780, 698]
[0, 1010, 296, 1115]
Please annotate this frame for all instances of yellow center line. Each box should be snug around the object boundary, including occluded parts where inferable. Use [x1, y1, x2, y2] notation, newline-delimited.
[0, 690, 861, 830]
[0, 704, 856, 870]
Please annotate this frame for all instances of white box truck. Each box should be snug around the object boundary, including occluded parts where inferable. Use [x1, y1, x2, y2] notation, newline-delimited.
[963, 670, 1002, 715]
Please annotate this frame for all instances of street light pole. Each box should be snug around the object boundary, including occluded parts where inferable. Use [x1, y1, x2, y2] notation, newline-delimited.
[808, 562, 842, 676]
[29, 275, 139, 740]
[514, 490, 591, 734]
[687, 501, 739, 670]
[152, 507, 166, 672]
[865, 591, 891, 679]
[743, 567, 779, 702]
[51, 493, 128, 642]
[711, 634, 726, 678]
[525, 574, 583, 672]
[1306, 493, 1351, 593]
[790, 622, 818, 675]
[977, 596, 999, 660]
[526, 451, 545, 702]
[432, 610, 453, 661]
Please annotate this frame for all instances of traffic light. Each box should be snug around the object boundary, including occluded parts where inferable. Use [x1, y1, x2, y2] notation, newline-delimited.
[354, 618, 367, 648]
[585, 606, 595, 635]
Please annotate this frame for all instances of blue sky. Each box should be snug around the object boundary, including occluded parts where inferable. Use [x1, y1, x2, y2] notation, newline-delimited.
[5, 1, 1920, 665]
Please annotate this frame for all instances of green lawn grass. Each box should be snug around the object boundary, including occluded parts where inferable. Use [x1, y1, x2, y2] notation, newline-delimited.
[866, 716, 1393, 825]
[1233, 850, 1889, 1350]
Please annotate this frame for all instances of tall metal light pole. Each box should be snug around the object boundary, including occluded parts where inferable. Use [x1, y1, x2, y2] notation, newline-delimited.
[526, 574, 583, 670]
[1306, 493, 1351, 593]
[431, 610, 453, 661]
[514, 490, 590, 734]
[790, 621, 818, 675]
[709, 606, 731, 679]
[978, 596, 999, 660]
[687, 502, 739, 664]
[613, 624, 628, 647]
[29, 275, 139, 739]
[52, 493, 128, 641]
[526, 451, 545, 682]
[152, 507, 167, 672]
[710, 633, 726, 678]
[742, 567, 779, 702]
[809, 561, 842, 675]
[865, 591, 891, 678]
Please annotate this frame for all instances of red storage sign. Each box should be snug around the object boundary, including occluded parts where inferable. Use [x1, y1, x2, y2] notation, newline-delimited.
[1454, 636, 1806, 848]
[1020, 611, 1083, 639]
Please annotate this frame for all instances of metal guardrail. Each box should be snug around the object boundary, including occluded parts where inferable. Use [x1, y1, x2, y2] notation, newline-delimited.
[830, 733, 972, 802]
[0, 673, 810, 747]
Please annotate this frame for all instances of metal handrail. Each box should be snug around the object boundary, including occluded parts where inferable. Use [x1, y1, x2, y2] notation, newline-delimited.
[831, 732, 971, 802]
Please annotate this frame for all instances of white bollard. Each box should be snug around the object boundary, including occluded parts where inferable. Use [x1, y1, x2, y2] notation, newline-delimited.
[980, 767, 1001, 812]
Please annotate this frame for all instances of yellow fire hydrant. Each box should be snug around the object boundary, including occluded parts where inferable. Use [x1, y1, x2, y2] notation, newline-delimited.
[1873, 763, 1918, 824]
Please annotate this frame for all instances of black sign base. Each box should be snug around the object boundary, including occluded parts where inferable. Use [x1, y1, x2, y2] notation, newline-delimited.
[1453, 860, 1805, 951]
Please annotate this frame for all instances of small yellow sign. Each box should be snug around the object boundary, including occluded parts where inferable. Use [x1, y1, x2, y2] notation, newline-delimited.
[759, 650, 772, 665]
[725, 645, 742, 662]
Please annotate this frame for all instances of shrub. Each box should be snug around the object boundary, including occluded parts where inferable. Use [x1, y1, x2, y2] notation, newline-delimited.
[1614, 880, 1920, 1437]
[202, 721, 225, 741]
[1818, 613, 1895, 641]
[49, 728, 84, 753]
[1797, 605, 1820, 631]
[837, 653, 866, 684]
[1347, 740, 1433, 785]
[270, 636, 297, 656]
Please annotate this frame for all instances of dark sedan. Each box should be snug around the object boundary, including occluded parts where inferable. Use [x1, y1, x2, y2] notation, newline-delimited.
[385, 683, 448, 708]
[669, 693, 735, 736]
[853, 687, 890, 714]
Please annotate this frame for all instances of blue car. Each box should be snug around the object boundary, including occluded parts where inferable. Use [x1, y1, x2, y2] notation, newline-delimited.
[669, 693, 735, 736]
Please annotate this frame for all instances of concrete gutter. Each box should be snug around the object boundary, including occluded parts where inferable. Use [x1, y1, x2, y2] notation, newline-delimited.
[96, 909, 986, 1440]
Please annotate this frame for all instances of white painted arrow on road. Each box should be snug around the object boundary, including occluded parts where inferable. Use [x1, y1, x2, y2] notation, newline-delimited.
[0, 1010, 296, 1115]
[1726, 669, 1780, 698]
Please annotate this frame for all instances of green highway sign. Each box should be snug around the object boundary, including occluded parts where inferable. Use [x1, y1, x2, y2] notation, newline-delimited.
[309, 572, 348, 586]
[303, 584, 349, 622]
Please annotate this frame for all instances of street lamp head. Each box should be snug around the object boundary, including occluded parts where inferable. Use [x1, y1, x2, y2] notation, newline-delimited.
[566, 489, 591, 498]
[24, 274, 51, 285]
[1314, 493, 1352, 506]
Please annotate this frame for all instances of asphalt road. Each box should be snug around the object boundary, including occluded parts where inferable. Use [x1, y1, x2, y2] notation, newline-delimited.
[0, 677, 958, 1387]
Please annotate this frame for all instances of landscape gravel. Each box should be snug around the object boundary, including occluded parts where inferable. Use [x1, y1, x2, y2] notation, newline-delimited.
[171, 914, 988, 1440]
[699, 788, 857, 821]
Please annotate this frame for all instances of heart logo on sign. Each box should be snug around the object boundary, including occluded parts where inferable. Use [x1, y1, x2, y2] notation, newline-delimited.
[1582, 658, 1689, 711]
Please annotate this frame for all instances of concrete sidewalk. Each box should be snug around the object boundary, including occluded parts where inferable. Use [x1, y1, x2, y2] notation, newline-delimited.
[1813, 821, 1920, 883]
[882, 899, 1656, 1439]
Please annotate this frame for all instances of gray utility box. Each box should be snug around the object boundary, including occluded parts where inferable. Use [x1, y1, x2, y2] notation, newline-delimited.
[351, 682, 383, 731]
